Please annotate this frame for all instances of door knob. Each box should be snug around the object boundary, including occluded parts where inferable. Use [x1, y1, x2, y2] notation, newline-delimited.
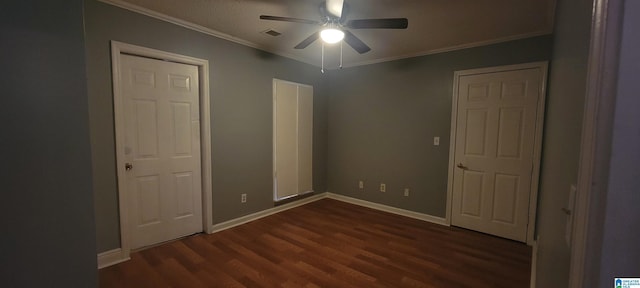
[125, 163, 133, 171]
[456, 163, 468, 170]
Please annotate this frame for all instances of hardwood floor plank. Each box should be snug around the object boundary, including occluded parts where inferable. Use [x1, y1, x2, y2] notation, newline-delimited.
[100, 198, 531, 287]
[157, 257, 208, 288]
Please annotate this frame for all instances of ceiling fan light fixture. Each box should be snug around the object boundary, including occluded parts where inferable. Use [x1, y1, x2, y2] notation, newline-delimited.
[320, 28, 344, 44]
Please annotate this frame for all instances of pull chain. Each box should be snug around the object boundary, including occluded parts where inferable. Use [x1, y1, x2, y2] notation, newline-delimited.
[321, 42, 325, 74]
[340, 40, 343, 69]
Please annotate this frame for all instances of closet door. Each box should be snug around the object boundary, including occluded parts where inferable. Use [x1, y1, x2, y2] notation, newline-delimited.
[273, 79, 313, 200]
[297, 85, 313, 195]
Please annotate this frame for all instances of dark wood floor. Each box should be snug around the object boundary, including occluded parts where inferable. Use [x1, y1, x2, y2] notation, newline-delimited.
[100, 198, 531, 288]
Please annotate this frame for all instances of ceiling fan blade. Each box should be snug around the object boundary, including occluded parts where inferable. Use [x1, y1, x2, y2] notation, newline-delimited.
[326, 0, 344, 18]
[294, 32, 320, 49]
[260, 15, 320, 25]
[343, 30, 371, 54]
[346, 18, 408, 29]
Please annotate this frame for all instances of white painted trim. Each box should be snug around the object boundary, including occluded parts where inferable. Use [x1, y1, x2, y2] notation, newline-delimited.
[569, 0, 622, 286]
[100, 191, 452, 267]
[98, 0, 313, 67]
[336, 31, 552, 69]
[210, 193, 327, 233]
[326, 193, 448, 226]
[97, 248, 130, 269]
[110, 42, 131, 264]
[200, 57, 214, 234]
[528, 62, 549, 245]
[97, 0, 551, 69]
[210, 192, 449, 234]
[99, 0, 255, 49]
[446, 61, 548, 245]
[110, 41, 213, 263]
[445, 72, 461, 225]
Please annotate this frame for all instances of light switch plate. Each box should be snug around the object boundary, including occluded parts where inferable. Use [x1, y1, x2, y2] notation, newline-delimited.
[434, 137, 440, 146]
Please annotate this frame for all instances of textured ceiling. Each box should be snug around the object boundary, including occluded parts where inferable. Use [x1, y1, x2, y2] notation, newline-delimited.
[102, 0, 556, 68]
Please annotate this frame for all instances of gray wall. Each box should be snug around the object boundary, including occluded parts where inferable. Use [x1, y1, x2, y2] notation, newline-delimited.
[0, 1, 97, 287]
[535, 0, 592, 286]
[596, 0, 640, 285]
[85, 0, 329, 253]
[326, 36, 552, 217]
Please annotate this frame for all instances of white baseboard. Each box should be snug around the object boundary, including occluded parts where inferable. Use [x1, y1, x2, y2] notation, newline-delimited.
[326, 192, 448, 226]
[97, 191, 450, 269]
[97, 248, 130, 269]
[209, 192, 327, 233]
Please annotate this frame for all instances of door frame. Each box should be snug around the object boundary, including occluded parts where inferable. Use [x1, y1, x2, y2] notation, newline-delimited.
[111, 41, 213, 258]
[445, 61, 548, 245]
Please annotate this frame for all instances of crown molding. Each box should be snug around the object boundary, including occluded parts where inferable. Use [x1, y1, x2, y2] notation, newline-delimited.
[98, 0, 552, 69]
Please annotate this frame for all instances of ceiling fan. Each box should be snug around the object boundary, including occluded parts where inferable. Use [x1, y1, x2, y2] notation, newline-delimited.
[259, 0, 408, 54]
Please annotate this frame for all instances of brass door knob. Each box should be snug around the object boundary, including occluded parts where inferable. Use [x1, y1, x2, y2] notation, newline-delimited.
[456, 163, 468, 170]
[125, 163, 133, 171]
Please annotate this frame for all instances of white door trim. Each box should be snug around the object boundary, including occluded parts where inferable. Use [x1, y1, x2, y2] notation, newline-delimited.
[445, 61, 548, 245]
[569, 0, 623, 286]
[110, 41, 213, 260]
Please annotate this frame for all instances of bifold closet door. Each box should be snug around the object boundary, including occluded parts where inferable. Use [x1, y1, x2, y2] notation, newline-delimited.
[273, 79, 313, 200]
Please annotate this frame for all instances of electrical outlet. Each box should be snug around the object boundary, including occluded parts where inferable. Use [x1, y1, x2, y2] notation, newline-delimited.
[380, 183, 386, 192]
[358, 180, 364, 190]
[241, 193, 247, 203]
[404, 188, 410, 197]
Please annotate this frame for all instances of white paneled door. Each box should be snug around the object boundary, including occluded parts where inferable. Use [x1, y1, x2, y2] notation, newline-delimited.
[451, 65, 545, 242]
[120, 54, 202, 249]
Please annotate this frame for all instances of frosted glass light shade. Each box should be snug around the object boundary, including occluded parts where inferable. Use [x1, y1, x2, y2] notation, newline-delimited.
[320, 28, 344, 44]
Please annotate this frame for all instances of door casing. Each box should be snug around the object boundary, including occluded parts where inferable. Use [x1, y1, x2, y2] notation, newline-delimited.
[446, 61, 548, 245]
[111, 41, 213, 258]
